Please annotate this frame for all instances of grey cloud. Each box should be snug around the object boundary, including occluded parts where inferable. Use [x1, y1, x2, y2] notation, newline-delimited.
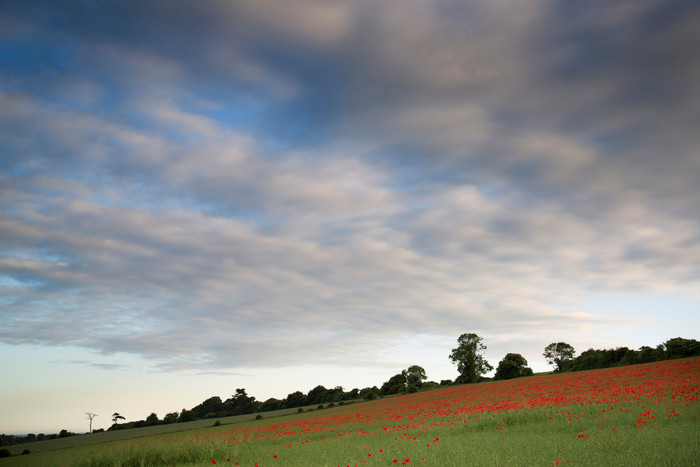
[51, 359, 130, 371]
[1, 0, 698, 372]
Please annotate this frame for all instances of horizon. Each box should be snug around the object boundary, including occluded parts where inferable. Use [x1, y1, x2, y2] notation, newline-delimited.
[2, 349, 695, 437]
[1, 0, 699, 435]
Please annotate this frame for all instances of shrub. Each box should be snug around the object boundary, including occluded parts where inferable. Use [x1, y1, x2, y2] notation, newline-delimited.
[0, 449, 11, 458]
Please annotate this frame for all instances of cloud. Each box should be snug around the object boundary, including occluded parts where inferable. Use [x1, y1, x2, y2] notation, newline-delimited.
[1, 0, 698, 377]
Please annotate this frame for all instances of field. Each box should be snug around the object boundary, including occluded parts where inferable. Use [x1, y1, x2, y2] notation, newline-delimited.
[2, 358, 698, 466]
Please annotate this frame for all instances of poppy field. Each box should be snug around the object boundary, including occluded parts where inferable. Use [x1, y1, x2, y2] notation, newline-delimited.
[4, 358, 698, 466]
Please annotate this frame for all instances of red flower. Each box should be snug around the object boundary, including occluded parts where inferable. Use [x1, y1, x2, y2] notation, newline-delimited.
[273, 454, 278, 459]
[211, 460, 216, 465]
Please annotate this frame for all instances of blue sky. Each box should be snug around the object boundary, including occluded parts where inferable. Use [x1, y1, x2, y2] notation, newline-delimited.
[1, 0, 699, 434]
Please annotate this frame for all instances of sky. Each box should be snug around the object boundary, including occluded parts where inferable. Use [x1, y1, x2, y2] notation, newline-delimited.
[1, 0, 699, 435]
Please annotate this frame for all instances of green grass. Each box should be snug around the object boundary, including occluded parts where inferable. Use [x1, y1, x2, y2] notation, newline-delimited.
[3, 404, 696, 466]
[2, 359, 698, 466]
[3, 403, 697, 466]
[0, 404, 334, 456]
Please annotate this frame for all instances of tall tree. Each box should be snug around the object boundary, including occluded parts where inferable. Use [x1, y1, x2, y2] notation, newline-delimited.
[449, 333, 493, 384]
[543, 342, 576, 372]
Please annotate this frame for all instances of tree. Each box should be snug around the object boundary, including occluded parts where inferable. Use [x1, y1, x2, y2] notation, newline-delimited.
[177, 408, 195, 423]
[285, 391, 307, 408]
[359, 386, 380, 400]
[145, 413, 160, 426]
[112, 413, 126, 424]
[664, 337, 700, 359]
[306, 385, 329, 405]
[449, 333, 493, 384]
[191, 396, 224, 419]
[494, 353, 533, 380]
[85, 413, 98, 433]
[402, 365, 428, 390]
[225, 388, 258, 415]
[543, 342, 575, 372]
[162, 412, 179, 424]
[380, 373, 407, 395]
[638, 346, 660, 363]
[260, 398, 284, 412]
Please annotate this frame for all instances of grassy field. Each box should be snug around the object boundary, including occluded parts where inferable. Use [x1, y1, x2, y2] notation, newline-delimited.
[1, 405, 336, 456]
[2, 358, 698, 466]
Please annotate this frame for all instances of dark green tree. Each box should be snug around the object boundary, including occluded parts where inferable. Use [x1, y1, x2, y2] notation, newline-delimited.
[260, 398, 285, 412]
[306, 385, 328, 405]
[664, 337, 700, 358]
[494, 353, 533, 380]
[359, 386, 380, 400]
[145, 413, 160, 426]
[638, 346, 660, 363]
[402, 365, 428, 389]
[380, 373, 407, 395]
[449, 333, 493, 383]
[325, 386, 345, 402]
[162, 412, 178, 424]
[543, 342, 576, 372]
[191, 396, 224, 419]
[177, 409, 195, 423]
[112, 413, 125, 424]
[225, 389, 257, 415]
[285, 391, 307, 408]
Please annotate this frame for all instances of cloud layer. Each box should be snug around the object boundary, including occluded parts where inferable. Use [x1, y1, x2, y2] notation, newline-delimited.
[1, 0, 699, 377]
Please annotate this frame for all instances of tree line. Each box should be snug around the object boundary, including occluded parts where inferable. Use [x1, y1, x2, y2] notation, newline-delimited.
[542, 337, 700, 373]
[98, 335, 700, 431]
[2, 335, 697, 449]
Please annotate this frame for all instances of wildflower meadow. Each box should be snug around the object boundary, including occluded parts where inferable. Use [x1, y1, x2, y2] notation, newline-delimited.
[3, 358, 698, 466]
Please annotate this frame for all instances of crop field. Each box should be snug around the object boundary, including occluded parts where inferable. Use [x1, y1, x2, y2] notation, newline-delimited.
[2, 358, 698, 466]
